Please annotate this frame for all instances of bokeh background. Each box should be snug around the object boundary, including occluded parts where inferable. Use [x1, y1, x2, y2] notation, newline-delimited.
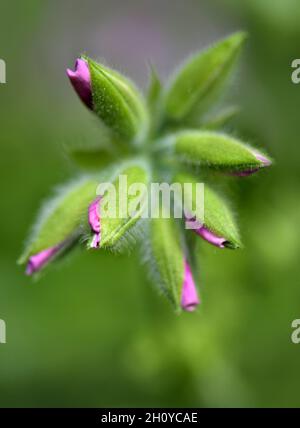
[1, 0, 300, 407]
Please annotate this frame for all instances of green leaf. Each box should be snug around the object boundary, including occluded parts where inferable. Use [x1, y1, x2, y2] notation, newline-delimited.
[86, 57, 149, 144]
[170, 130, 270, 173]
[146, 215, 184, 310]
[176, 173, 242, 248]
[19, 176, 99, 263]
[164, 32, 247, 123]
[95, 161, 150, 248]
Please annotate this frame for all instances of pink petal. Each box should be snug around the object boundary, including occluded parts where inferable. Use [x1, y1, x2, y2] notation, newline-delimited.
[234, 168, 260, 177]
[90, 233, 100, 249]
[253, 151, 271, 166]
[66, 58, 92, 109]
[88, 197, 101, 248]
[181, 260, 200, 312]
[26, 245, 62, 275]
[195, 226, 227, 248]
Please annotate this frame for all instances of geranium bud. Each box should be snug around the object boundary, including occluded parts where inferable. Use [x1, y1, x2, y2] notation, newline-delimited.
[19, 177, 99, 274]
[172, 131, 272, 176]
[82, 57, 148, 143]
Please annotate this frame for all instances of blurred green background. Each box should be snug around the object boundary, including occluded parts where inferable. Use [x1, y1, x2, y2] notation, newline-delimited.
[1, 0, 300, 407]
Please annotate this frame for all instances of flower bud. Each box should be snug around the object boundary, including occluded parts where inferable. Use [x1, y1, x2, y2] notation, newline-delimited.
[68, 56, 148, 144]
[170, 131, 271, 176]
[86, 162, 149, 250]
[19, 177, 98, 274]
[146, 216, 200, 312]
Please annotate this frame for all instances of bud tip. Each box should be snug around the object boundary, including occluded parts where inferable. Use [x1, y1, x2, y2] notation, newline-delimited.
[181, 260, 200, 312]
[196, 226, 227, 248]
[66, 58, 93, 109]
[88, 197, 101, 249]
[25, 245, 61, 275]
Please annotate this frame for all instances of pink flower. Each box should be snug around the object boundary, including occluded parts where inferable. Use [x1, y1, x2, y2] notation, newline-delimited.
[66, 58, 92, 109]
[26, 244, 63, 275]
[88, 197, 101, 248]
[181, 260, 200, 312]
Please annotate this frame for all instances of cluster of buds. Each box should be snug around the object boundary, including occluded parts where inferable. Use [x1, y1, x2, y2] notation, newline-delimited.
[19, 33, 272, 313]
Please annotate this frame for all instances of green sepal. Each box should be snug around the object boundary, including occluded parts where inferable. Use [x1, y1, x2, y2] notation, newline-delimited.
[164, 32, 247, 123]
[85, 56, 149, 144]
[146, 215, 185, 311]
[93, 161, 150, 249]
